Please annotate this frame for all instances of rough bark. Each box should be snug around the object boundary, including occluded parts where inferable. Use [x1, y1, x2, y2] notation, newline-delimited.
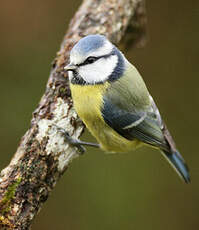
[0, 0, 146, 229]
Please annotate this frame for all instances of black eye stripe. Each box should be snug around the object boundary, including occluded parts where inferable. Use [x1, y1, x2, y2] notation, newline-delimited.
[77, 50, 115, 67]
[84, 56, 99, 65]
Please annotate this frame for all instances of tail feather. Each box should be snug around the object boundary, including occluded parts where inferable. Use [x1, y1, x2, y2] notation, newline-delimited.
[162, 150, 190, 183]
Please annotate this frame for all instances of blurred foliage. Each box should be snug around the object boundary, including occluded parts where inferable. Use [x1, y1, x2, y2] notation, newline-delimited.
[0, 0, 199, 229]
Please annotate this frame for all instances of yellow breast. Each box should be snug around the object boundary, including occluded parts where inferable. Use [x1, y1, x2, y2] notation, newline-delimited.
[70, 83, 141, 152]
[70, 83, 106, 121]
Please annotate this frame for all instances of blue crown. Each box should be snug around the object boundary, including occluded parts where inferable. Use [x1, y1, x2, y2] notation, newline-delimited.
[72, 35, 106, 55]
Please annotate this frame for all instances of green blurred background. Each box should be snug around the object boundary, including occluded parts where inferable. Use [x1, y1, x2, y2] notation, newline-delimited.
[0, 0, 199, 229]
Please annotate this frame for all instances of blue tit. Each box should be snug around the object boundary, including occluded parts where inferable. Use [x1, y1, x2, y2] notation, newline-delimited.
[64, 34, 190, 183]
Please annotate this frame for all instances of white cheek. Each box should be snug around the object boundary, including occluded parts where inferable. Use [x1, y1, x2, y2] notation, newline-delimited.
[68, 71, 74, 81]
[78, 55, 118, 84]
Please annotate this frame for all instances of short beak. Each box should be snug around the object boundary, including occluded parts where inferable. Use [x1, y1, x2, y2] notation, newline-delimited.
[64, 64, 77, 72]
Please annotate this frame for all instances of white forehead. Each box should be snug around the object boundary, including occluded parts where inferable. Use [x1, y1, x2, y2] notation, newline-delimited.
[70, 40, 113, 65]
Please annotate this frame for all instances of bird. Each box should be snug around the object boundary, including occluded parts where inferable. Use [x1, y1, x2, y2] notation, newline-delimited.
[64, 34, 190, 183]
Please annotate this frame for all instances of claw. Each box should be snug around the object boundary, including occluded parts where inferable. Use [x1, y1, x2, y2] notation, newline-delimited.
[53, 125, 99, 155]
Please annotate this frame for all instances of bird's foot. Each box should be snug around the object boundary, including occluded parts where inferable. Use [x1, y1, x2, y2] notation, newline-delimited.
[55, 126, 100, 154]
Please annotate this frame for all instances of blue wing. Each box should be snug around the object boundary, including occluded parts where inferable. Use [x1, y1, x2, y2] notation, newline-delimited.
[102, 96, 168, 151]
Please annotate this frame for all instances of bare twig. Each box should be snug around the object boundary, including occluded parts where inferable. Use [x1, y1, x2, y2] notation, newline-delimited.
[0, 0, 146, 229]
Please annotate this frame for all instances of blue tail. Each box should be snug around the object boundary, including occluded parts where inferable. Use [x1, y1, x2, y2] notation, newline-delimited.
[162, 150, 190, 183]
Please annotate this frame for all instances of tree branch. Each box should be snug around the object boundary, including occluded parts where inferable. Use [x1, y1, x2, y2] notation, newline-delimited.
[0, 0, 146, 229]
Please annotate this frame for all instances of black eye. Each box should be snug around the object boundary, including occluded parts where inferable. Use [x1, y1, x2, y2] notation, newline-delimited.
[84, 56, 97, 64]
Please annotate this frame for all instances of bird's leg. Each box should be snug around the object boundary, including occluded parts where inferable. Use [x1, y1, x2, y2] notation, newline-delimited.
[55, 126, 100, 154]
